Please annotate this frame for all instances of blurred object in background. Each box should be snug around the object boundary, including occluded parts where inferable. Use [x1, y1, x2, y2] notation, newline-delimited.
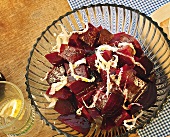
[0, 72, 6, 81]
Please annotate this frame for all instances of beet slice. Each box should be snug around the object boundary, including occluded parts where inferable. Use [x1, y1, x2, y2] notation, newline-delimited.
[128, 103, 143, 115]
[87, 108, 101, 120]
[66, 80, 91, 94]
[136, 82, 157, 110]
[116, 53, 134, 67]
[101, 117, 115, 130]
[117, 44, 135, 56]
[113, 108, 132, 126]
[60, 44, 68, 53]
[59, 46, 86, 63]
[120, 65, 148, 103]
[68, 33, 83, 48]
[86, 54, 97, 70]
[101, 108, 124, 130]
[100, 69, 107, 83]
[97, 25, 103, 31]
[58, 114, 90, 135]
[120, 65, 136, 87]
[74, 64, 90, 78]
[77, 103, 93, 121]
[46, 66, 65, 85]
[95, 91, 108, 110]
[110, 32, 143, 57]
[76, 85, 96, 100]
[134, 56, 154, 80]
[87, 108, 103, 126]
[101, 92, 124, 115]
[109, 32, 125, 44]
[102, 50, 113, 61]
[54, 99, 75, 115]
[52, 87, 72, 99]
[46, 87, 51, 96]
[64, 63, 90, 82]
[96, 29, 113, 45]
[79, 23, 99, 47]
[45, 52, 63, 66]
[77, 88, 96, 104]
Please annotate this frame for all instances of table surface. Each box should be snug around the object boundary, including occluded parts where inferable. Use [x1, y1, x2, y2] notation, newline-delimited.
[0, 0, 139, 136]
[0, 0, 69, 136]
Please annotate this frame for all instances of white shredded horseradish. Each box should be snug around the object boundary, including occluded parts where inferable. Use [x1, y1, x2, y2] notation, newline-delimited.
[69, 59, 95, 82]
[52, 22, 89, 52]
[43, 94, 57, 108]
[123, 111, 143, 130]
[95, 44, 119, 97]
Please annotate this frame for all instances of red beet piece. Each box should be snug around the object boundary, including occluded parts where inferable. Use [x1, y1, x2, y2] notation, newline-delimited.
[117, 44, 135, 56]
[109, 32, 125, 43]
[87, 108, 101, 120]
[86, 54, 97, 70]
[134, 56, 154, 80]
[102, 50, 113, 61]
[88, 108, 103, 126]
[54, 99, 75, 115]
[60, 44, 68, 53]
[95, 91, 108, 111]
[120, 65, 147, 103]
[52, 87, 72, 99]
[79, 23, 99, 47]
[100, 69, 107, 83]
[46, 87, 51, 95]
[114, 47, 136, 67]
[77, 86, 96, 104]
[96, 29, 113, 45]
[96, 82, 107, 91]
[46, 66, 65, 85]
[101, 92, 124, 115]
[45, 52, 63, 66]
[74, 64, 90, 78]
[82, 107, 92, 122]
[101, 117, 115, 130]
[66, 63, 90, 82]
[136, 82, 157, 110]
[113, 108, 132, 126]
[101, 107, 125, 130]
[64, 62, 90, 82]
[59, 46, 86, 63]
[77, 103, 93, 121]
[97, 25, 103, 31]
[128, 103, 143, 115]
[58, 114, 90, 135]
[120, 65, 136, 87]
[68, 33, 82, 47]
[110, 32, 143, 57]
[148, 72, 156, 83]
[64, 63, 74, 82]
[66, 80, 91, 94]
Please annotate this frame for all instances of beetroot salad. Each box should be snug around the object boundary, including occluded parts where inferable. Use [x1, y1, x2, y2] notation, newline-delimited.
[42, 23, 157, 135]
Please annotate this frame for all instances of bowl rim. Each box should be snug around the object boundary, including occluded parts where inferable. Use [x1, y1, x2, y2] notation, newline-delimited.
[25, 3, 170, 137]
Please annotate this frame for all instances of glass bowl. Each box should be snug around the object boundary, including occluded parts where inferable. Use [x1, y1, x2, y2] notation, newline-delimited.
[25, 3, 170, 137]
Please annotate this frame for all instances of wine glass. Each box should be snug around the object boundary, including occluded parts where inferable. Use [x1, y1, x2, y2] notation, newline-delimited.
[0, 81, 43, 137]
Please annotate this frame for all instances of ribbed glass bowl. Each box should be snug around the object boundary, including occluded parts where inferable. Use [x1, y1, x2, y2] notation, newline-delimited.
[25, 4, 170, 137]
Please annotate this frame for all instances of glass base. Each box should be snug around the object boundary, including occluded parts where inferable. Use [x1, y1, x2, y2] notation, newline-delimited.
[5, 106, 44, 137]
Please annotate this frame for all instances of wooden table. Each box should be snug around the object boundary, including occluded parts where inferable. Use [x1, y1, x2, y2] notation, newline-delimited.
[0, 0, 70, 136]
[0, 1, 139, 136]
